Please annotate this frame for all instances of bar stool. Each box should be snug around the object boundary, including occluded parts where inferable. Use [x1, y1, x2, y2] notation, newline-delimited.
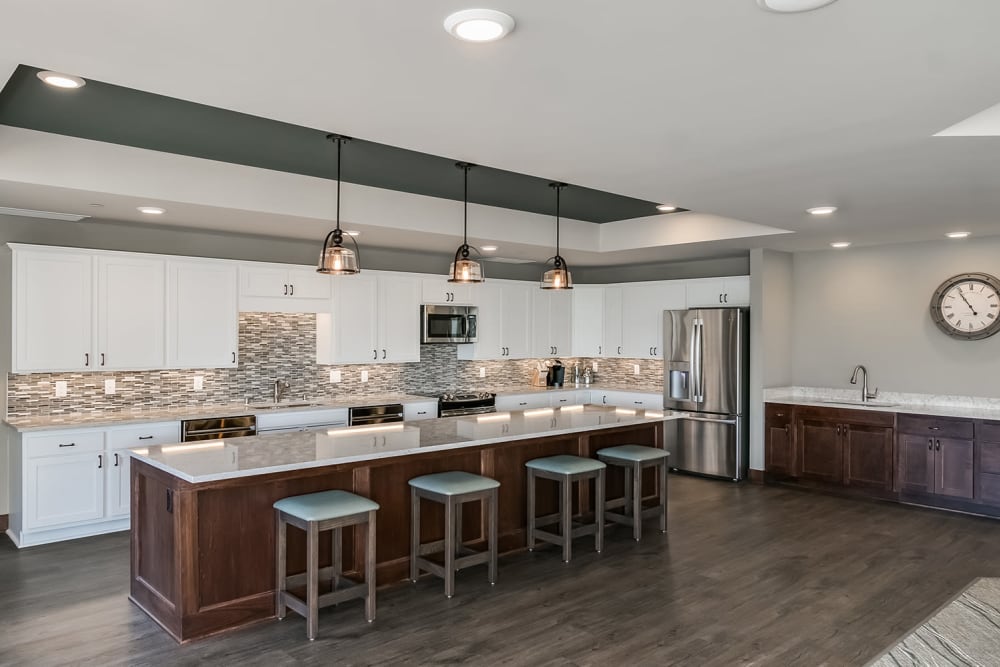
[274, 489, 378, 640]
[596, 445, 669, 541]
[525, 455, 606, 562]
[409, 471, 499, 598]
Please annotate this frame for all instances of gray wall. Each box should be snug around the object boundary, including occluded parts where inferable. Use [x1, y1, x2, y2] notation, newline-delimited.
[790, 237, 1000, 397]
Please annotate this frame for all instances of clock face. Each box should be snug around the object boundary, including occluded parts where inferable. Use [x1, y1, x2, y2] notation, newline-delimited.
[930, 273, 1000, 340]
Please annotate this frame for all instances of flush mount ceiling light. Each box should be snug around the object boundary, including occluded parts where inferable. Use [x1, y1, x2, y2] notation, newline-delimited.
[807, 206, 838, 216]
[946, 231, 971, 239]
[137, 206, 165, 215]
[36, 70, 86, 89]
[830, 241, 851, 249]
[444, 9, 515, 42]
[656, 204, 678, 213]
[481, 245, 498, 252]
[540, 182, 573, 290]
[757, 0, 838, 13]
[448, 162, 485, 284]
[345, 230, 361, 236]
[317, 134, 361, 275]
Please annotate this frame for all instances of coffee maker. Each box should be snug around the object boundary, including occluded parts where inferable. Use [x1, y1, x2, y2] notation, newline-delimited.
[545, 359, 565, 387]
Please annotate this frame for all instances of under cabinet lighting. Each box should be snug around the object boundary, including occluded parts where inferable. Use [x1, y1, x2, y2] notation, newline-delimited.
[161, 443, 225, 453]
[524, 408, 554, 417]
[559, 404, 585, 412]
[615, 408, 637, 416]
[330, 424, 405, 436]
[477, 413, 511, 422]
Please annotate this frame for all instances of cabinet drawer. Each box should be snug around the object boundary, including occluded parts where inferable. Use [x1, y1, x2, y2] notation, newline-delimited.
[897, 414, 974, 439]
[766, 403, 794, 421]
[979, 421, 1000, 443]
[25, 430, 105, 458]
[107, 422, 181, 449]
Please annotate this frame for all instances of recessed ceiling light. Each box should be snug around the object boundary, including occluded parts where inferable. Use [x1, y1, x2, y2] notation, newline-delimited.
[481, 245, 498, 252]
[345, 230, 361, 237]
[757, 0, 838, 13]
[946, 231, 971, 239]
[88, 203, 104, 207]
[656, 204, 678, 213]
[137, 206, 165, 215]
[444, 9, 515, 42]
[830, 241, 851, 249]
[36, 71, 86, 89]
[807, 206, 838, 216]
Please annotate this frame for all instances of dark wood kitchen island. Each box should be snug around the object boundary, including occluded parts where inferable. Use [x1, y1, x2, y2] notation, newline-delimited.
[128, 405, 673, 642]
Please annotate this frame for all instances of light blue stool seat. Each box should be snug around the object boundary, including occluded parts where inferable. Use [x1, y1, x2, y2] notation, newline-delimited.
[274, 489, 380, 522]
[409, 471, 500, 496]
[596, 444, 669, 463]
[526, 454, 607, 476]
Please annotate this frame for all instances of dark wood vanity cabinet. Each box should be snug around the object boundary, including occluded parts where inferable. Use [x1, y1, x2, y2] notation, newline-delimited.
[764, 403, 796, 478]
[896, 415, 974, 500]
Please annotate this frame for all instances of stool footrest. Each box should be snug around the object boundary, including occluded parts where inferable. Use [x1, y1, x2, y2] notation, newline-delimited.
[279, 580, 368, 619]
[605, 505, 663, 525]
[532, 522, 599, 546]
[415, 550, 491, 577]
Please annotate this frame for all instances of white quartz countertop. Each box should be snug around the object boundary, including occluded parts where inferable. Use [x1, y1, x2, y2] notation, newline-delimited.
[2, 394, 437, 432]
[765, 387, 1000, 422]
[484, 383, 664, 395]
[129, 404, 678, 484]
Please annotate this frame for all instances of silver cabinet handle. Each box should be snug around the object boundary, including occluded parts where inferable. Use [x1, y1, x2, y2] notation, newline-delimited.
[58, 442, 76, 448]
[928, 438, 933, 451]
[289, 284, 294, 296]
[84, 353, 89, 367]
[283, 284, 288, 296]
[936, 439, 941, 451]
[100, 353, 106, 366]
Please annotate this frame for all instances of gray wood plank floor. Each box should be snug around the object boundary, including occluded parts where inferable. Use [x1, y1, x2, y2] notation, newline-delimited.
[3, 476, 1000, 666]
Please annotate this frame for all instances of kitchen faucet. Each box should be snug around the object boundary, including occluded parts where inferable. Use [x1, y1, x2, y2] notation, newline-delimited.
[849, 365, 878, 403]
[273, 378, 290, 403]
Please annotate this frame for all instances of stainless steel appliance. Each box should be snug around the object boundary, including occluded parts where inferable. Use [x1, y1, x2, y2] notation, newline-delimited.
[421, 305, 478, 344]
[181, 415, 257, 442]
[438, 392, 497, 417]
[349, 403, 405, 426]
[546, 360, 565, 387]
[663, 308, 749, 481]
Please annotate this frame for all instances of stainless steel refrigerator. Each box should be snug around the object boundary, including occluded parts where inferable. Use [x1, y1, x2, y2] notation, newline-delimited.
[663, 308, 749, 481]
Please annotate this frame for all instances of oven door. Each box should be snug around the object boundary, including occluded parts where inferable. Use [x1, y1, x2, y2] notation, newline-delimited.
[422, 305, 474, 343]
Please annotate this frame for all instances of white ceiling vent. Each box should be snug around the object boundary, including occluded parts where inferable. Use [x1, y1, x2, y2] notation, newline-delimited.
[482, 257, 536, 264]
[0, 206, 91, 222]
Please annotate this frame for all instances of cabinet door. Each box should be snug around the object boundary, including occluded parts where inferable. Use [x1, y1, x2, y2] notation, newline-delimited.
[685, 278, 726, 308]
[108, 449, 132, 517]
[240, 266, 288, 298]
[898, 434, 935, 494]
[378, 275, 421, 362]
[531, 291, 552, 357]
[96, 255, 166, 369]
[571, 286, 604, 357]
[603, 287, 624, 357]
[26, 453, 105, 528]
[548, 290, 573, 356]
[622, 283, 684, 358]
[286, 268, 332, 300]
[797, 418, 843, 483]
[166, 260, 239, 368]
[935, 438, 975, 499]
[13, 249, 93, 372]
[420, 277, 472, 305]
[501, 283, 533, 359]
[457, 283, 502, 360]
[321, 275, 378, 363]
[843, 424, 894, 491]
[723, 277, 751, 306]
[765, 406, 795, 477]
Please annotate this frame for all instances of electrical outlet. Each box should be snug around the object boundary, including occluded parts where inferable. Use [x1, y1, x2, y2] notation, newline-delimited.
[330, 369, 342, 383]
[592, 361, 598, 372]
[193, 376, 204, 391]
[633, 364, 641, 375]
[104, 378, 116, 395]
[361, 370, 369, 383]
[54, 381, 68, 398]
[479, 367, 486, 378]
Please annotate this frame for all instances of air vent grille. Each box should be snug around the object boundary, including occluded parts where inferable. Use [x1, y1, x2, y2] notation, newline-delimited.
[0, 206, 90, 222]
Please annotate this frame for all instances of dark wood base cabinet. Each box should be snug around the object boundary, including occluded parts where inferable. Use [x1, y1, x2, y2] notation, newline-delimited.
[766, 403, 1000, 517]
[130, 423, 662, 643]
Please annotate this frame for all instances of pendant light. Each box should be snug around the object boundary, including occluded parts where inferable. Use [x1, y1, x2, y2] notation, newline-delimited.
[317, 134, 361, 275]
[448, 162, 485, 284]
[540, 182, 573, 290]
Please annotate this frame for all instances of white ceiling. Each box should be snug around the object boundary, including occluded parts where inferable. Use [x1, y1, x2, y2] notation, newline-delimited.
[2, 0, 999, 263]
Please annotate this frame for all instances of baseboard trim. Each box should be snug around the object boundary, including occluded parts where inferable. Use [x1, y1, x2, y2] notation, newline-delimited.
[0, 514, 8, 532]
[748, 469, 765, 485]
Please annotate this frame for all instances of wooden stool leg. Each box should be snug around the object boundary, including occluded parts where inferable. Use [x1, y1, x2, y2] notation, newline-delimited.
[632, 462, 643, 542]
[595, 469, 605, 553]
[365, 511, 377, 622]
[526, 468, 536, 551]
[659, 462, 668, 533]
[488, 488, 498, 585]
[561, 475, 572, 563]
[275, 512, 287, 620]
[444, 497, 456, 598]
[306, 521, 319, 640]
[332, 527, 342, 590]
[410, 487, 420, 582]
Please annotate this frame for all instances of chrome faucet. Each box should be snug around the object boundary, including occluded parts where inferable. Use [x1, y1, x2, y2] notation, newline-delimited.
[273, 379, 290, 403]
[849, 365, 878, 403]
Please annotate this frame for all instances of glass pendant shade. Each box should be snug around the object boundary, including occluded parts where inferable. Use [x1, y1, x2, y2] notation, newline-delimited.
[447, 162, 485, 283]
[540, 258, 573, 290]
[316, 133, 361, 275]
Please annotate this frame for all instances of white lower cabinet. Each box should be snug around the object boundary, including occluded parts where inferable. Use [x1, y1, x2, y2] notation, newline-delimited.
[26, 452, 106, 529]
[550, 391, 589, 407]
[592, 390, 662, 409]
[496, 393, 552, 411]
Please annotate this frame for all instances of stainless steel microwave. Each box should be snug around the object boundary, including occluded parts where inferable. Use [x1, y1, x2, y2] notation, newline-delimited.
[421, 305, 478, 344]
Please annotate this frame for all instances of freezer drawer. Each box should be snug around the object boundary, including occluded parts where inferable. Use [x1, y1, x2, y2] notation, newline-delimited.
[666, 415, 746, 481]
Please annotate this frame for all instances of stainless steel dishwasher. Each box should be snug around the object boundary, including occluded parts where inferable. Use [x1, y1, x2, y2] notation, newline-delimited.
[348, 404, 405, 426]
[181, 415, 257, 441]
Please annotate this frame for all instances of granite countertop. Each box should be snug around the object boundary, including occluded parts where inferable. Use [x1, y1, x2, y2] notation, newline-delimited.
[2, 393, 438, 432]
[765, 386, 1000, 422]
[129, 404, 678, 484]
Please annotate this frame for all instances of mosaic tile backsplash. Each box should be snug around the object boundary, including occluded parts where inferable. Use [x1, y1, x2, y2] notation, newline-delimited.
[6, 313, 663, 417]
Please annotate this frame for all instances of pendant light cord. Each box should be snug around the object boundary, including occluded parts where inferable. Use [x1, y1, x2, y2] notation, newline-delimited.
[549, 182, 567, 266]
[336, 137, 342, 234]
[463, 164, 469, 245]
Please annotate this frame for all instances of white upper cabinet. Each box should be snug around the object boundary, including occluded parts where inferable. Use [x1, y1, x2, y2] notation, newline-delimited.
[456, 281, 531, 360]
[95, 255, 166, 370]
[13, 247, 94, 372]
[166, 259, 239, 368]
[621, 281, 686, 359]
[531, 290, 573, 358]
[570, 286, 605, 357]
[501, 282, 533, 358]
[686, 276, 750, 307]
[603, 286, 624, 357]
[421, 276, 474, 305]
[239, 263, 332, 313]
[378, 274, 421, 362]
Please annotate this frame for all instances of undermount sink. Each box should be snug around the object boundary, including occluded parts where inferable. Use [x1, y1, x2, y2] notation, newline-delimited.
[819, 399, 899, 408]
[249, 402, 325, 410]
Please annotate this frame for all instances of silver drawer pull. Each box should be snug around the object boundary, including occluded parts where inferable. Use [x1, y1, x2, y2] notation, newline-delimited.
[138, 435, 154, 440]
[417, 411, 427, 415]
[58, 443, 76, 448]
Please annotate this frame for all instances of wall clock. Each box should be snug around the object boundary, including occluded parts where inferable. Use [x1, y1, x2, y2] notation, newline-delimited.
[929, 272, 1000, 340]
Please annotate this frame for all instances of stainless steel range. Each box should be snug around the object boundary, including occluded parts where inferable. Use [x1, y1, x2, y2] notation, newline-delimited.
[438, 392, 496, 417]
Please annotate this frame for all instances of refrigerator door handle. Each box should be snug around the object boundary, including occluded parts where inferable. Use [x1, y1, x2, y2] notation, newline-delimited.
[691, 319, 705, 403]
